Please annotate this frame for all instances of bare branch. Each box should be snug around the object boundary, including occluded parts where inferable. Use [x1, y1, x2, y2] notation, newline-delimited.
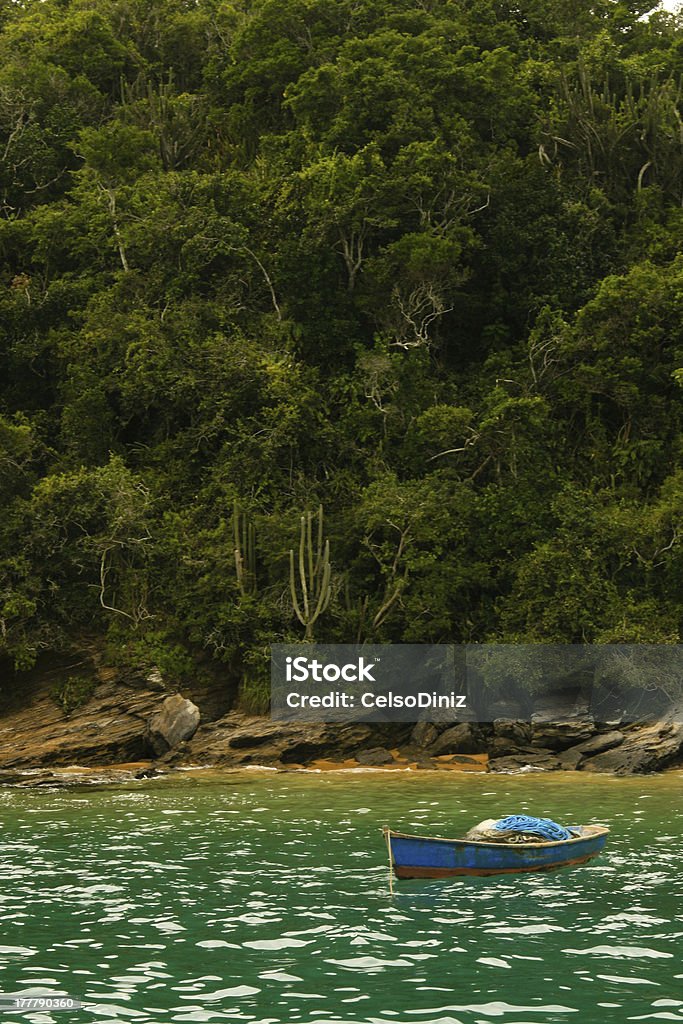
[428, 430, 480, 462]
[240, 246, 282, 321]
[390, 282, 452, 350]
[99, 548, 136, 621]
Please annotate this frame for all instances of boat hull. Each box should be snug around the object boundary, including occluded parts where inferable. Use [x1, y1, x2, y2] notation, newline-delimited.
[386, 825, 609, 879]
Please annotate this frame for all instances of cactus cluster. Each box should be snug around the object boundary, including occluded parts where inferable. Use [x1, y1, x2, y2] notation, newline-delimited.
[289, 505, 331, 640]
[232, 501, 332, 640]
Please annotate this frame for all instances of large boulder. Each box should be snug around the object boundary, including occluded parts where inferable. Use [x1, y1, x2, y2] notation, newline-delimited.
[430, 723, 487, 755]
[411, 722, 440, 749]
[355, 746, 394, 766]
[557, 748, 584, 770]
[147, 694, 200, 756]
[490, 719, 533, 755]
[488, 735, 528, 758]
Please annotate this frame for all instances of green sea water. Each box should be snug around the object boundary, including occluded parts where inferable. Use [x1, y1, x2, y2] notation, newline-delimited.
[0, 769, 681, 1024]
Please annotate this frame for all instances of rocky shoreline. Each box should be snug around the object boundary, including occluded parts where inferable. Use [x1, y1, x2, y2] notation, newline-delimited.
[0, 657, 682, 784]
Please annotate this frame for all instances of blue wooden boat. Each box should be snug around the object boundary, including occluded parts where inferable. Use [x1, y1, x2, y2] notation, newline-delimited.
[383, 824, 609, 879]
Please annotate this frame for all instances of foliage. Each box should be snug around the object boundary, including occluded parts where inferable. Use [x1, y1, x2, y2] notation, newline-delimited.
[0, 0, 682, 700]
[51, 674, 96, 716]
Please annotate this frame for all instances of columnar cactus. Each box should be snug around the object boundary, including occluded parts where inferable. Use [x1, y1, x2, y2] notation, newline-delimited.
[233, 501, 256, 596]
[289, 505, 331, 640]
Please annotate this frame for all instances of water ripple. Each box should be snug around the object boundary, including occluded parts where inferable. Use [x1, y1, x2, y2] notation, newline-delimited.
[0, 771, 680, 1024]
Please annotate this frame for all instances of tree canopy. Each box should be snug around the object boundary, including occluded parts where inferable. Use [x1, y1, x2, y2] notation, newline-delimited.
[0, 0, 682, 702]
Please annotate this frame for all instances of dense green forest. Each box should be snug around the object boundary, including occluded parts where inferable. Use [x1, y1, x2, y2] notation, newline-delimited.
[0, 0, 682, 706]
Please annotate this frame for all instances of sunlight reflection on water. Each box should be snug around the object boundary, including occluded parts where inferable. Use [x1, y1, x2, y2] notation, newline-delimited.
[0, 771, 680, 1024]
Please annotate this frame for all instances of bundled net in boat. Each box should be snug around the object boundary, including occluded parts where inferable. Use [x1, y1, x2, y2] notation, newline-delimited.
[464, 815, 573, 844]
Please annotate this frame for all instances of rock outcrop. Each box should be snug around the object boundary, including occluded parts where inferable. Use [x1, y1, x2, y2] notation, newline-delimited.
[0, 764, 162, 788]
[530, 704, 596, 750]
[188, 715, 400, 766]
[0, 652, 681, 776]
[0, 673, 162, 768]
[493, 718, 533, 746]
[488, 748, 563, 773]
[430, 723, 487, 755]
[580, 718, 683, 774]
[410, 721, 440, 749]
[571, 730, 625, 757]
[146, 694, 201, 755]
[355, 746, 394, 765]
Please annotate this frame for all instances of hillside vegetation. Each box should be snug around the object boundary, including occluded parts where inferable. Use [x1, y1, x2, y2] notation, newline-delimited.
[1, 0, 682, 703]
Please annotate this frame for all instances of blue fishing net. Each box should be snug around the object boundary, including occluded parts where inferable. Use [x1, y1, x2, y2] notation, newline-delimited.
[493, 815, 571, 841]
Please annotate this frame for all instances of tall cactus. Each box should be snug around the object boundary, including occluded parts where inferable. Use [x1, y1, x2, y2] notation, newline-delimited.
[233, 501, 256, 596]
[289, 505, 331, 640]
